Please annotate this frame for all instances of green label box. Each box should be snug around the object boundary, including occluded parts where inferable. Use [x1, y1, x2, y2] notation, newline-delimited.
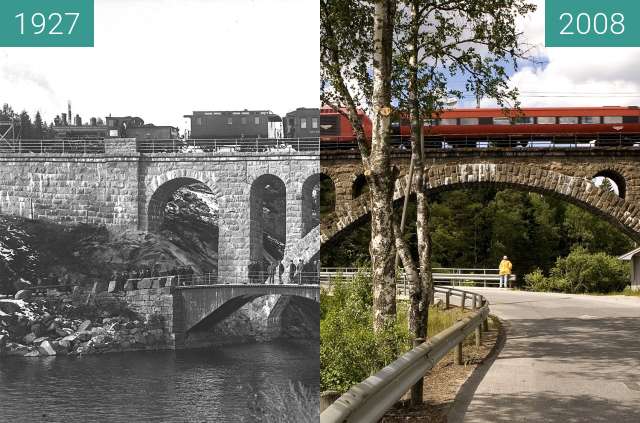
[0, 0, 94, 47]
[546, 0, 640, 47]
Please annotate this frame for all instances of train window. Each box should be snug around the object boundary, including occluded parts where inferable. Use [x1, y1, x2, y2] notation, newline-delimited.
[227, 117, 233, 125]
[493, 117, 511, 125]
[254, 117, 260, 125]
[301, 118, 307, 129]
[425, 119, 437, 126]
[196, 117, 202, 126]
[603, 116, 623, 124]
[515, 117, 534, 124]
[623, 116, 639, 123]
[241, 117, 247, 125]
[581, 116, 600, 124]
[537, 117, 556, 124]
[559, 117, 579, 124]
[439, 118, 457, 125]
[460, 118, 479, 125]
[312, 118, 319, 128]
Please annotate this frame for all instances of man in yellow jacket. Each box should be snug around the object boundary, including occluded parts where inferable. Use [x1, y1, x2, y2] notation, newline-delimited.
[499, 256, 512, 288]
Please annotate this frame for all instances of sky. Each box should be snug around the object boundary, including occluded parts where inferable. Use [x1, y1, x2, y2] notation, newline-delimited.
[472, 0, 640, 109]
[0, 0, 319, 131]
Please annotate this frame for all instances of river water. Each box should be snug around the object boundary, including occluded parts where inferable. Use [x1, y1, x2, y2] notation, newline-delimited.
[0, 340, 319, 422]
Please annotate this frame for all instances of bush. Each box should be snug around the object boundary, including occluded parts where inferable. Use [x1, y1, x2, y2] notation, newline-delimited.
[525, 248, 629, 294]
[320, 272, 411, 393]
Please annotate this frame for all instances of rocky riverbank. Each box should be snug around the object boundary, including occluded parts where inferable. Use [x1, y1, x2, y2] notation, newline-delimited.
[0, 295, 172, 358]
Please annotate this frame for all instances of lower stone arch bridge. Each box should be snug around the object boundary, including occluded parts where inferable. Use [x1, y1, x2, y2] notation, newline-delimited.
[0, 138, 321, 283]
[321, 148, 640, 246]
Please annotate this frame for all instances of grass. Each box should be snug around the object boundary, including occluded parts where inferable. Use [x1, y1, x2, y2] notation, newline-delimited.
[244, 381, 318, 423]
[396, 300, 469, 338]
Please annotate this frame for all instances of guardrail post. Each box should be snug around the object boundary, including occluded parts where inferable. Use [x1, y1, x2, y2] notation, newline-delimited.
[445, 290, 450, 309]
[475, 326, 481, 347]
[472, 295, 477, 310]
[410, 337, 425, 406]
[454, 340, 463, 365]
[460, 292, 466, 310]
[483, 317, 489, 332]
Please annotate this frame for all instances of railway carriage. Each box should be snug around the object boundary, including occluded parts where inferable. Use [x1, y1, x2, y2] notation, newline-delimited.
[321, 106, 640, 149]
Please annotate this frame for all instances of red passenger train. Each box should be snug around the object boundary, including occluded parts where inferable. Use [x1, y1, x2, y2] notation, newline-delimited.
[320, 106, 640, 148]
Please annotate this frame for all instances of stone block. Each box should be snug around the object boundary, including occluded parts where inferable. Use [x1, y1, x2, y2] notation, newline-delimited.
[107, 281, 118, 293]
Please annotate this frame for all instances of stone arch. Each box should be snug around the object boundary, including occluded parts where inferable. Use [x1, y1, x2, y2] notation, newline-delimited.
[142, 169, 221, 232]
[593, 169, 626, 199]
[250, 174, 287, 282]
[352, 174, 369, 199]
[180, 286, 320, 334]
[320, 173, 336, 215]
[321, 163, 640, 246]
[301, 173, 320, 237]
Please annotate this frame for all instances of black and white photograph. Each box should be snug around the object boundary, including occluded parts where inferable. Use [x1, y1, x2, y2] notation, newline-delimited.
[0, 1, 319, 422]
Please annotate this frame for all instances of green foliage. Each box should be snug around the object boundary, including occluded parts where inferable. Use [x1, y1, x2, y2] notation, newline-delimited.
[525, 248, 630, 294]
[320, 272, 411, 393]
[323, 188, 634, 284]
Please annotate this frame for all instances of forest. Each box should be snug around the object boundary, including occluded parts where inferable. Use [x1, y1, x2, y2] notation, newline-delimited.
[321, 183, 635, 283]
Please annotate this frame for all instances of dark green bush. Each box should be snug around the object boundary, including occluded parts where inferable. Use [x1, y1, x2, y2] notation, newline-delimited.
[525, 248, 629, 294]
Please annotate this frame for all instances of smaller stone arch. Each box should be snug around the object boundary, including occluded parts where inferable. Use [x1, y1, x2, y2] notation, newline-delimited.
[320, 173, 336, 215]
[352, 174, 369, 199]
[593, 169, 626, 199]
[301, 173, 321, 237]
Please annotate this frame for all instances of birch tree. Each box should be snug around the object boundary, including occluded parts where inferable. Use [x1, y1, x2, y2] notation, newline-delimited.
[321, 0, 399, 333]
[392, 0, 536, 339]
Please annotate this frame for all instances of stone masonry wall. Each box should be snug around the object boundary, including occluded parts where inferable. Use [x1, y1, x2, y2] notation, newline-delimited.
[123, 287, 178, 348]
[321, 149, 640, 244]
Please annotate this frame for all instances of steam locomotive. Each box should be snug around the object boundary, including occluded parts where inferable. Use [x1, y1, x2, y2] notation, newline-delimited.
[320, 106, 640, 148]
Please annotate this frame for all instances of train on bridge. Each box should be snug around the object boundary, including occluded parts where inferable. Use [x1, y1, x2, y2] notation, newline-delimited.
[320, 106, 640, 149]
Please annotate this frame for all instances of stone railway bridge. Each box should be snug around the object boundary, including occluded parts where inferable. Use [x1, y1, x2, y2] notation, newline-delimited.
[0, 138, 321, 283]
[320, 148, 640, 246]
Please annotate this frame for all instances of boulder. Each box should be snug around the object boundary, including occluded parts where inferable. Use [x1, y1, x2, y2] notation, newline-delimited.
[14, 290, 32, 301]
[0, 300, 21, 315]
[31, 323, 46, 337]
[5, 342, 28, 356]
[58, 339, 71, 350]
[56, 328, 70, 338]
[61, 334, 77, 343]
[33, 336, 49, 344]
[76, 331, 93, 342]
[23, 332, 36, 344]
[78, 320, 92, 332]
[46, 321, 57, 333]
[137, 278, 153, 289]
[38, 340, 56, 356]
[107, 281, 118, 293]
[24, 350, 40, 357]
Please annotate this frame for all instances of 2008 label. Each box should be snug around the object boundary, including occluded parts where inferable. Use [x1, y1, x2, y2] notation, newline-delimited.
[559, 12, 625, 36]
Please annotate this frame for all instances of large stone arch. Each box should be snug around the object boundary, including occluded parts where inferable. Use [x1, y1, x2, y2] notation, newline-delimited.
[321, 163, 640, 246]
[142, 169, 221, 233]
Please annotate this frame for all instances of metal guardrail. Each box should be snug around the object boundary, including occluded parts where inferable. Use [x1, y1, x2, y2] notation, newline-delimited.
[0, 137, 320, 154]
[1, 139, 105, 153]
[321, 134, 640, 151]
[320, 267, 515, 290]
[137, 137, 320, 153]
[320, 286, 490, 422]
[122, 271, 320, 289]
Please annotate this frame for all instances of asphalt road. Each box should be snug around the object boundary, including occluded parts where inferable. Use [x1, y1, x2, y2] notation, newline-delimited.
[448, 288, 640, 423]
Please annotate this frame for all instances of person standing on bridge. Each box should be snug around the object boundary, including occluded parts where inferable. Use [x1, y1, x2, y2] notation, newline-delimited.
[288, 260, 296, 284]
[499, 256, 513, 288]
[278, 261, 284, 284]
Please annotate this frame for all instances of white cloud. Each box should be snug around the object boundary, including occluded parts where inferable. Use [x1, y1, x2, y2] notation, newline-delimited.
[0, 0, 319, 129]
[508, 0, 640, 108]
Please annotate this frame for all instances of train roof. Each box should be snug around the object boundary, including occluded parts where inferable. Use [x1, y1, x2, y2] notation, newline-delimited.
[185, 110, 279, 117]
